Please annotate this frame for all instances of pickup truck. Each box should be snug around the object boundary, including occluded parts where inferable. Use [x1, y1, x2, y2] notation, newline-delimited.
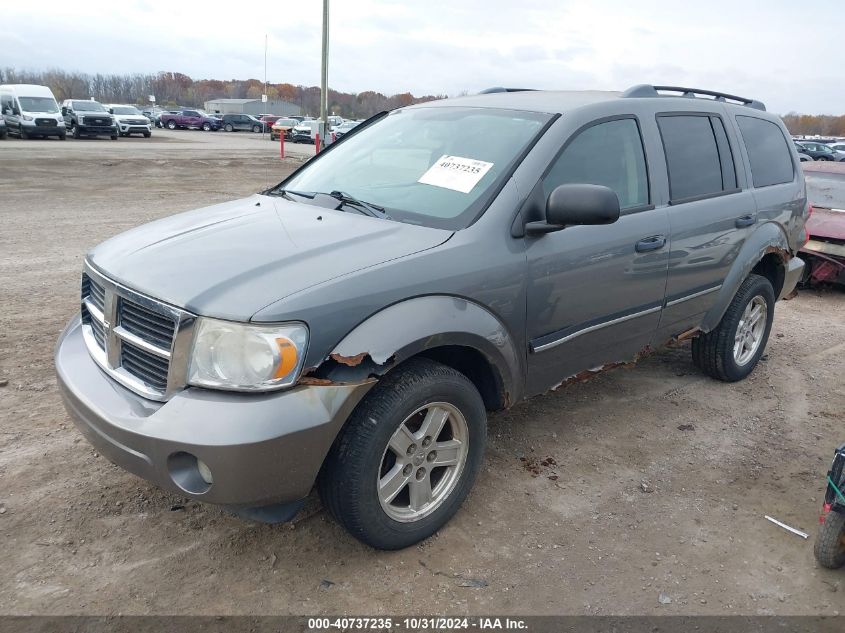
[160, 109, 222, 131]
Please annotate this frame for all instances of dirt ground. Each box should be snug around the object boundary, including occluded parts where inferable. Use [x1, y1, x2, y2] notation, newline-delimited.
[1, 132, 844, 616]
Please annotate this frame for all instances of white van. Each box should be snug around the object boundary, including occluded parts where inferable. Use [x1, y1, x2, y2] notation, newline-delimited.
[0, 84, 66, 140]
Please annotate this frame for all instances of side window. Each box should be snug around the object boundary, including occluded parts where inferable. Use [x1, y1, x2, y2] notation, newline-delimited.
[543, 117, 649, 210]
[657, 114, 734, 202]
[736, 116, 794, 188]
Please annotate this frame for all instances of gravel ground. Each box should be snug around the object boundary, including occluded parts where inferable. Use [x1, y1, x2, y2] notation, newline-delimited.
[1, 132, 844, 616]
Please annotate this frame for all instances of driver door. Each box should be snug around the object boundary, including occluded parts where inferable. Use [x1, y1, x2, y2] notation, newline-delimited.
[525, 116, 670, 394]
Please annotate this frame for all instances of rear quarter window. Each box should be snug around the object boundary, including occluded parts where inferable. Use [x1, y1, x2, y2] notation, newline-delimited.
[736, 116, 794, 188]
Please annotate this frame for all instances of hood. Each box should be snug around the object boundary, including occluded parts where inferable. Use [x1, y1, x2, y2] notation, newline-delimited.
[88, 194, 453, 321]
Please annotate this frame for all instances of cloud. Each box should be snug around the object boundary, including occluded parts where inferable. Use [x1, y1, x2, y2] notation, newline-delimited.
[2, 0, 842, 113]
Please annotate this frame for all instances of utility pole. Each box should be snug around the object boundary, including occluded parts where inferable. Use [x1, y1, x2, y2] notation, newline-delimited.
[319, 0, 330, 148]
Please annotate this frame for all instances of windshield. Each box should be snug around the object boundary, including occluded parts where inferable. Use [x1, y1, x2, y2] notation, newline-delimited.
[112, 106, 141, 115]
[277, 107, 550, 229]
[19, 97, 59, 113]
[74, 101, 107, 112]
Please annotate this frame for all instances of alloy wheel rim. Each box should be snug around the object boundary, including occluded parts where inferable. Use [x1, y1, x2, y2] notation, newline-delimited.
[733, 295, 767, 366]
[377, 402, 469, 522]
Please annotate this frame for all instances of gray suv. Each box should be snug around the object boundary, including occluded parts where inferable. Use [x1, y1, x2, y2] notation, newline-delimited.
[56, 84, 807, 550]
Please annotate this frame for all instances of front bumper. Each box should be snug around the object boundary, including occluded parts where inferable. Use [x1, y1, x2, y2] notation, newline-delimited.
[23, 123, 64, 135]
[119, 123, 151, 134]
[79, 124, 118, 136]
[56, 316, 373, 509]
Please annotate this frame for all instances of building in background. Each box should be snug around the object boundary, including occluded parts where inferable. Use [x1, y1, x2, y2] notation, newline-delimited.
[204, 98, 301, 116]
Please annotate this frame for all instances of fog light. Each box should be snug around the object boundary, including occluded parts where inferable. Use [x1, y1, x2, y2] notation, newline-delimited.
[196, 459, 214, 485]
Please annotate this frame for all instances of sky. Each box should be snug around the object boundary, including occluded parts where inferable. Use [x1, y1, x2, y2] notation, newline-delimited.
[1, 0, 842, 114]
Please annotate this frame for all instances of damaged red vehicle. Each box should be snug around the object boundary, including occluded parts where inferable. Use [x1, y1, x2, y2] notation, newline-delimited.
[802, 162, 845, 286]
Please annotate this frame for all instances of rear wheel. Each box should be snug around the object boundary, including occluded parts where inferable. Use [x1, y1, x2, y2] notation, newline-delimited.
[202, 122, 211, 131]
[815, 511, 845, 569]
[318, 358, 486, 550]
[691, 273, 775, 382]
[224, 123, 234, 132]
[167, 120, 177, 130]
[252, 124, 261, 133]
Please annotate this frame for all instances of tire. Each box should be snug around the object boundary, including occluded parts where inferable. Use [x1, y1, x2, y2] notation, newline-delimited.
[318, 357, 487, 550]
[59, 133, 66, 140]
[111, 134, 118, 140]
[71, 123, 80, 139]
[20, 125, 28, 139]
[224, 124, 234, 132]
[143, 131, 151, 138]
[167, 120, 176, 130]
[202, 122, 211, 131]
[692, 273, 775, 382]
[815, 511, 845, 569]
[252, 125, 261, 133]
[818, 156, 832, 161]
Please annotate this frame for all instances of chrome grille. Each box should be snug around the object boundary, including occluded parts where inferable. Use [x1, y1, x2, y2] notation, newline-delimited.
[119, 299, 176, 349]
[79, 263, 195, 401]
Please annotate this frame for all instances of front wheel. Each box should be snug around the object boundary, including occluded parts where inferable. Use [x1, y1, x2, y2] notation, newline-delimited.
[318, 358, 486, 550]
[202, 122, 211, 131]
[253, 125, 261, 133]
[167, 120, 177, 130]
[815, 511, 845, 569]
[224, 124, 234, 132]
[692, 273, 775, 382]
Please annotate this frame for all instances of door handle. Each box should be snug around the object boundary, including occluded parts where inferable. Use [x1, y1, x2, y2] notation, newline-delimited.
[635, 235, 667, 253]
[735, 214, 756, 228]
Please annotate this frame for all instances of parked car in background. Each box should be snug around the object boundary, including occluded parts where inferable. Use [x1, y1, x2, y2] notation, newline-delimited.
[270, 117, 299, 141]
[56, 84, 806, 550]
[258, 115, 282, 129]
[61, 99, 118, 140]
[1, 84, 66, 139]
[107, 104, 152, 138]
[334, 120, 361, 139]
[829, 142, 845, 153]
[290, 119, 318, 143]
[160, 109, 222, 131]
[800, 162, 845, 286]
[795, 141, 845, 162]
[142, 107, 170, 128]
[221, 114, 266, 133]
[798, 152, 813, 162]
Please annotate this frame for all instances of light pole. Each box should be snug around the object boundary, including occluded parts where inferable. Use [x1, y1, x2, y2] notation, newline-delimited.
[319, 0, 330, 148]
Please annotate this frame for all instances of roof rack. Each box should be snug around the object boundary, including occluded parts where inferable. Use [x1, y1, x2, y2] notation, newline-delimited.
[477, 87, 536, 94]
[622, 84, 766, 111]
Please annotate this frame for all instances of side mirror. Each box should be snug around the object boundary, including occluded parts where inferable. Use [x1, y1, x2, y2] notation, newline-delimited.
[108, 108, 114, 114]
[526, 184, 621, 235]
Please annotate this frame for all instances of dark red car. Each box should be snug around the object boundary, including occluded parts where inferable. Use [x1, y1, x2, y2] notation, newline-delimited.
[801, 162, 845, 286]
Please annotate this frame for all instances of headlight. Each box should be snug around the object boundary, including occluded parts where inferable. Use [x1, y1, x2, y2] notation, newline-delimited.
[78, 116, 85, 124]
[22, 114, 33, 121]
[187, 318, 308, 391]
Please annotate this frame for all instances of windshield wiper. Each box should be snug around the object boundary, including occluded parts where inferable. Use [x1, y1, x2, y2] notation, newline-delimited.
[277, 189, 318, 202]
[328, 190, 392, 220]
[275, 189, 392, 220]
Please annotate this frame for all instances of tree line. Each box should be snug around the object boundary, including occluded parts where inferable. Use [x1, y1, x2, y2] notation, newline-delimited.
[781, 114, 845, 138]
[0, 68, 444, 119]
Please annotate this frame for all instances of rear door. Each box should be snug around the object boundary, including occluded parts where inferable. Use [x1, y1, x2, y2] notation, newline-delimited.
[655, 111, 755, 338]
[525, 115, 670, 393]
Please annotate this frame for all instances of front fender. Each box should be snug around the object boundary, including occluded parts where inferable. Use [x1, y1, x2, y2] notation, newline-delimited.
[700, 222, 792, 332]
[306, 295, 523, 405]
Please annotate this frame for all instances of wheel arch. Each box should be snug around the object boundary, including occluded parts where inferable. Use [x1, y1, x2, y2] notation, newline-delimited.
[700, 222, 792, 333]
[301, 295, 524, 410]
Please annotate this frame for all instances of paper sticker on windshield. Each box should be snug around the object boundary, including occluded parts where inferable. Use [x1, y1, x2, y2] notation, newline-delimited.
[418, 155, 494, 194]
